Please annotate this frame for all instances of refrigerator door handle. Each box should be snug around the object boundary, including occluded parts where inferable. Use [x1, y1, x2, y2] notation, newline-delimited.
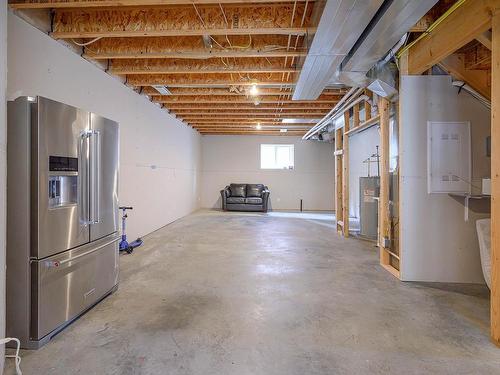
[78, 131, 90, 226]
[45, 237, 119, 268]
[89, 129, 101, 225]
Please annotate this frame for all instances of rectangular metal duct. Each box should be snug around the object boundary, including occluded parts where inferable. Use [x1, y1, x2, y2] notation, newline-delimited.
[338, 0, 439, 86]
[292, 0, 383, 100]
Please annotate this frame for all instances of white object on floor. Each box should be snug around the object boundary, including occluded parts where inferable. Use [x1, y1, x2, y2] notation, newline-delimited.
[476, 218, 491, 289]
[0, 337, 22, 374]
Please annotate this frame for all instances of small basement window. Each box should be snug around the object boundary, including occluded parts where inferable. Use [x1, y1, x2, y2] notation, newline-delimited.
[260, 144, 294, 170]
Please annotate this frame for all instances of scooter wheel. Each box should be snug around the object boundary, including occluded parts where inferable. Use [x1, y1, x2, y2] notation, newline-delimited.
[126, 247, 134, 254]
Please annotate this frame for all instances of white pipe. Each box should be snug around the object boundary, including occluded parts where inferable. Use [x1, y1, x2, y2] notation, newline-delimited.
[303, 87, 366, 139]
[302, 87, 359, 139]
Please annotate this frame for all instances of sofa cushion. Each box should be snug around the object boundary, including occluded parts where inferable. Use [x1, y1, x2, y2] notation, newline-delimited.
[246, 184, 264, 197]
[227, 197, 246, 204]
[229, 184, 246, 197]
[245, 197, 263, 205]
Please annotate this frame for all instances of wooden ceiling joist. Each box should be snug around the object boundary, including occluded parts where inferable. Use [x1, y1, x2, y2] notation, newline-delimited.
[179, 115, 324, 120]
[9, 0, 313, 8]
[165, 105, 333, 111]
[175, 107, 329, 117]
[199, 131, 305, 136]
[51, 4, 314, 39]
[406, 0, 497, 75]
[83, 35, 307, 60]
[185, 120, 315, 125]
[153, 95, 338, 104]
[128, 73, 295, 87]
[111, 57, 298, 75]
[141, 87, 345, 97]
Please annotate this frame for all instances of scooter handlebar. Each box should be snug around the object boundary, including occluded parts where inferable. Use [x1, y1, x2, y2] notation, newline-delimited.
[119, 206, 133, 210]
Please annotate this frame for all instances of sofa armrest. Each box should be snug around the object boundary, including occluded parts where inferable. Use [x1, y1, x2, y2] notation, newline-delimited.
[220, 186, 230, 210]
[262, 187, 270, 212]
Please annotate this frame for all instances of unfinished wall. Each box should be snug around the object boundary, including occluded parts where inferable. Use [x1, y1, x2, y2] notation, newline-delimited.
[7, 13, 201, 240]
[0, 1, 7, 372]
[400, 75, 490, 283]
[201, 135, 334, 211]
[348, 126, 380, 218]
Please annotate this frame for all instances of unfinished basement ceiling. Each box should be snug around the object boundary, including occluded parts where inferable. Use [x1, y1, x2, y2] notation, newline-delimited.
[9, 0, 353, 136]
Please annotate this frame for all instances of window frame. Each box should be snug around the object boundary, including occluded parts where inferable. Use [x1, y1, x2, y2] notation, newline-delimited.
[260, 144, 295, 170]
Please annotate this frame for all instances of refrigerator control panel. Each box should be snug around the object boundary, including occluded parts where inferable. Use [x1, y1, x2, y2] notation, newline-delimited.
[49, 156, 78, 172]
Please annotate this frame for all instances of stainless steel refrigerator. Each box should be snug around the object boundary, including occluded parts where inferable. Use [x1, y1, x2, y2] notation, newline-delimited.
[6, 96, 120, 349]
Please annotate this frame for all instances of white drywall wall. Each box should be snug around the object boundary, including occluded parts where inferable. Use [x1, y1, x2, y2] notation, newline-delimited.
[7, 13, 201, 240]
[400, 75, 490, 283]
[201, 135, 334, 211]
[0, 1, 7, 372]
[348, 126, 380, 218]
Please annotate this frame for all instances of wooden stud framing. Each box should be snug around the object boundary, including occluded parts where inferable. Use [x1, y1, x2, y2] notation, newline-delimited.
[491, 9, 500, 348]
[342, 110, 350, 237]
[335, 127, 343, 235]
[378, 96, 394, 273]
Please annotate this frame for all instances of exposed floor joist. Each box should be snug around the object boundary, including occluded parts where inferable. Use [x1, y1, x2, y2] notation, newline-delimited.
[9, 0, 313, 8]
[51, 4, 314, 39]
[83, 35, 307, 60]
[141, 87, 345, 97]
[10, 0, 334, 135]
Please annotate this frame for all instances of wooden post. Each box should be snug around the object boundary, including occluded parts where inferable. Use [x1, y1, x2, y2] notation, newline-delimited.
[378, 96, 391, 266]
[364, 91, 372, 121]
[335, 127, 343, 234]
[491, 10, 500, 347]
[342, 111, 350, 237]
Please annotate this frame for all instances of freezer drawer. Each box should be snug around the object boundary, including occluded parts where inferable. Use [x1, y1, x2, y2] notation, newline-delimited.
[32, 235, 119, 340]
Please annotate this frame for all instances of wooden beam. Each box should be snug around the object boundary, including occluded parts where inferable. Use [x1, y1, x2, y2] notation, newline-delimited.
[378, 96, 391, 268]
[438, 53, 491, 99]
[477, 30, 493, 50]
[83, 34, 306, 61]
[188, 121, 313, 126]
[335, 127, 343, 235]
[172, 107, 329, 112]
[491, 9, 500, 348]
[10, 0, 313, 8]
[342, 110, 350, 237]
[407, 0, 496, 75]
[179, 114, 325, 119]
[143, 87, 344, 97]
[199, 131, 305, 135]
[174, 112, 329, 116]
[111, 57, 298, 75]
[51, 4, 313, 39]
[129, 73, 295, 87]
[154, 95, 339, 104]
[364, 90, 372, 121]
[166, 105, 333, 110]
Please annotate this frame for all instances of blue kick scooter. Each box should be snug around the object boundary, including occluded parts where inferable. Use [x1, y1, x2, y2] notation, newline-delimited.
[119, 206, 143, 254]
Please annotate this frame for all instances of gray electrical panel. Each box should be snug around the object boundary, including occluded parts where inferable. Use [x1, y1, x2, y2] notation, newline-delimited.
[359, 177, 380, 240]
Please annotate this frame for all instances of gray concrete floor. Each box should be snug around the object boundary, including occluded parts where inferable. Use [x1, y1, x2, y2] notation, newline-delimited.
[6, 210, 500, 374]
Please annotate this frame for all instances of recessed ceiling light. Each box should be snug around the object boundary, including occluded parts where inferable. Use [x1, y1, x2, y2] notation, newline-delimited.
[256, 123, 262, 130]
[280, 129, 288, 133]
[250, 84, 259, 96]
